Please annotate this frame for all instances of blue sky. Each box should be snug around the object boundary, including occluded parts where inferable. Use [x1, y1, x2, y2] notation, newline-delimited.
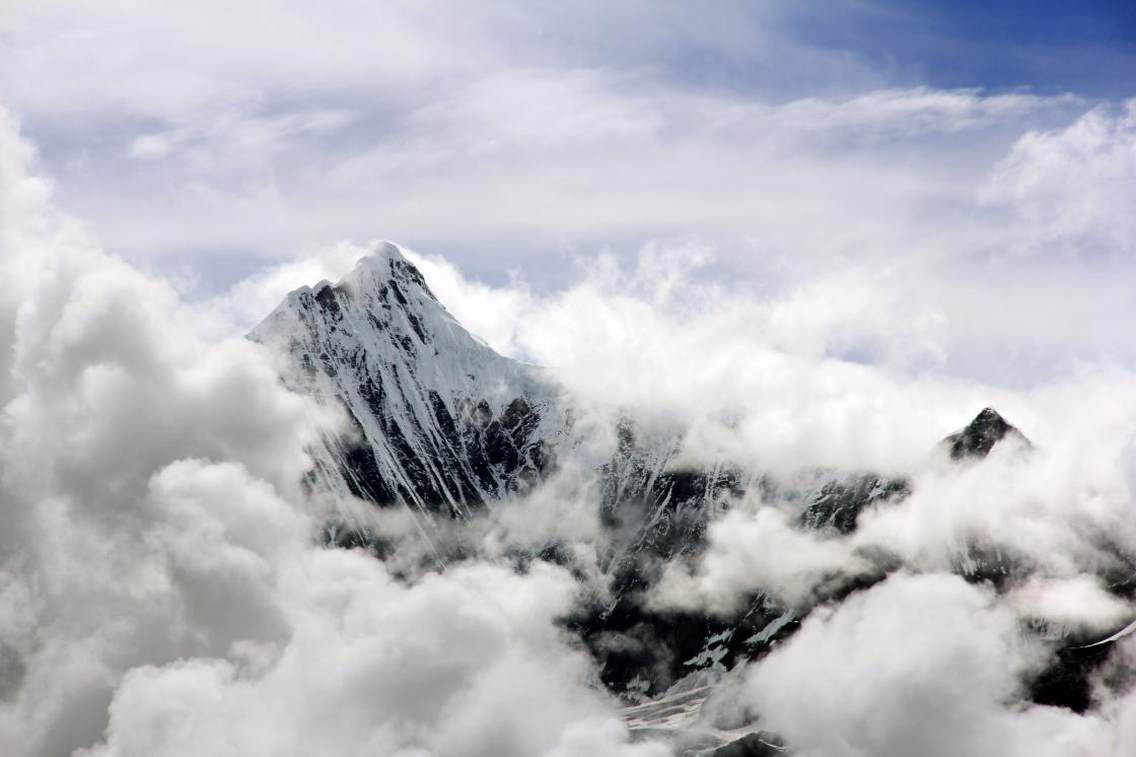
[475, 1, 1136, 99]
[790, 0, 1136, 96]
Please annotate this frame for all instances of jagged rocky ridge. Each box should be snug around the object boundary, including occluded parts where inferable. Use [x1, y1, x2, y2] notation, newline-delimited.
[252, 244, 1136, 755]
[251, 243, 561, 525]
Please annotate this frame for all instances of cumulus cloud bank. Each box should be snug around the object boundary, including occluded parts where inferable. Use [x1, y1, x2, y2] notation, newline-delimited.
[0, 110, 667, 757]
[742, 573, 1088, 757]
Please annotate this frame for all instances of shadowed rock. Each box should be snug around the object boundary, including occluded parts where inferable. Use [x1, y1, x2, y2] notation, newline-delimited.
[709, 732, 788, 756]
[942, 407, 1031, 461]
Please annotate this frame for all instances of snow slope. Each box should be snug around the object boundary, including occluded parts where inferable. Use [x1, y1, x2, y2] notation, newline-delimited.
[251, 242, 564, 520]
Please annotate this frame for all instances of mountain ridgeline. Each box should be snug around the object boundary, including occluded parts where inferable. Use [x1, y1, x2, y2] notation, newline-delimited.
[252, 244, 1131, 755]
[251, 243, 559, 520]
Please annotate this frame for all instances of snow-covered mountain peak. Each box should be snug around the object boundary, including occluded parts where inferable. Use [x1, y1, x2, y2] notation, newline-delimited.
[337, 241, 441, 303]
[255, 243, 480, 380]
[250, 244, 561, 519]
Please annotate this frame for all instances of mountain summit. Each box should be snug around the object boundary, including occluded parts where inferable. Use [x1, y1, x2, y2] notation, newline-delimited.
[943, 407, 1031, 461]
[250, 242, 560, 520]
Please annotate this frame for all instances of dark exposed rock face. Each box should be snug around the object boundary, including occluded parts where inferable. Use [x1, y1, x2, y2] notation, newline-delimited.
[943, 407, 1031, 461]
[799, 473, 910, 534]
[1027, 642, 1115, 713]
[710, 732, 788, 757]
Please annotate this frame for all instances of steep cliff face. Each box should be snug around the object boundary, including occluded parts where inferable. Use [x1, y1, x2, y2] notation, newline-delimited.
[250, 242, 562, 521]
[249, 243, 750, 559]
[943, 406, 1031, 460]
[249, 244, 804, 692]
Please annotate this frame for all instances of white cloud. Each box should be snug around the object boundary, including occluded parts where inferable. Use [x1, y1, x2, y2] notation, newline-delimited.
[0, 109, 663, 757]
[82, 557, 638, 757]
[0, 0, 1085, 285]
[984, 100, 1136, 257]
[652, 503, 867, 614]
[734, 573, 1115, 757]
[1008, 575, 1134, 636]
[128, 133, 176, 160]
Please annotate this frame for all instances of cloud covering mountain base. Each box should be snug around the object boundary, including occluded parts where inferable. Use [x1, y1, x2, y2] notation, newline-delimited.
[0, 109, 669, 757]
[6, 91, 1136, 757]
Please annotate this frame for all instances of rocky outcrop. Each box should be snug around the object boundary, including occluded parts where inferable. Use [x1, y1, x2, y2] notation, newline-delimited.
[942, 406, 1031, 461]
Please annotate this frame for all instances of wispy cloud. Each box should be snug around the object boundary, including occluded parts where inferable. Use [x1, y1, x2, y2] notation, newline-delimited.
[0, 0, 1088, 288]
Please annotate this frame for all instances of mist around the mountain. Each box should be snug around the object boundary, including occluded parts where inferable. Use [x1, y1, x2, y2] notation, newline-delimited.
[0, 109, 671, 757]
[5, 95, 1136, 757]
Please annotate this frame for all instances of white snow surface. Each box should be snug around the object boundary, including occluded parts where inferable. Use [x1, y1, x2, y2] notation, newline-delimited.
[251, 241, 566, 520]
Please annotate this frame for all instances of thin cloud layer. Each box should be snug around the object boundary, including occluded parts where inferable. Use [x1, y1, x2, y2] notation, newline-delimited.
[0, 1, 1086, 284]
[985, 101, 1136, 257]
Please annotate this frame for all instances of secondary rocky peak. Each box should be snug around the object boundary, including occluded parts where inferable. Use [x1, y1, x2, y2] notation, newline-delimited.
[943, 407, 1030, 461]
